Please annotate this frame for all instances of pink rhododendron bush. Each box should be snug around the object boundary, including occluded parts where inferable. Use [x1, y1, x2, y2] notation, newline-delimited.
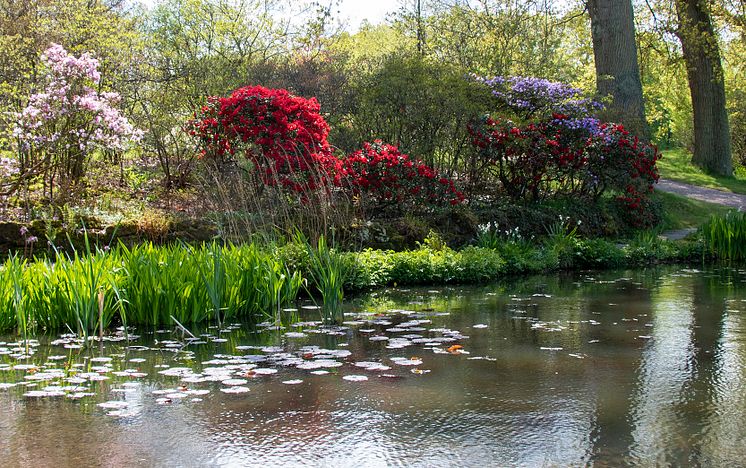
[13, 44, 142, 198]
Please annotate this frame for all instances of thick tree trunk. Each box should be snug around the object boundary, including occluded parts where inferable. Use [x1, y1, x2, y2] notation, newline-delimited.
[675, 0, 733, 176]
[587, 0, 650, 140]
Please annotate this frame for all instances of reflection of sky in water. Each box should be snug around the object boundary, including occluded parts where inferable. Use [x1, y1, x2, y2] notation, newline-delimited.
[1, 267, 746, 466]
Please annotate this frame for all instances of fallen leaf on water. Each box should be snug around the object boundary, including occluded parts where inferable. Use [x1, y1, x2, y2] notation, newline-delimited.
[220, 386, 250, 394]
[447, 345, 463, 354]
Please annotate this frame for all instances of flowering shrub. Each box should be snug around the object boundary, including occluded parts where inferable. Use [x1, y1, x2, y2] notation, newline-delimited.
[468, 115, 590, 200]
[188, 85, 339, 192]
[473, 75, 604, 122]
[588, 123, 661, 227]
[469, 75, 660, 225]
[14, 44, 142, 192]
[189, 87, 464, 211]
[340, 141, 464, 210]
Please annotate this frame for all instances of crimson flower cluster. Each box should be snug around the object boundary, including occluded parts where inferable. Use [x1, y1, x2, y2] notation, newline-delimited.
[187, 85, 340, 192]
[340, 141, 464, 208]
[468, 114, 592, 200]
[587, 123, 661, 226]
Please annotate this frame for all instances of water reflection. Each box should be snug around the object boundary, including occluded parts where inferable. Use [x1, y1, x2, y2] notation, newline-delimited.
[628, 272, 696, 465]
[1, 267, 745, 467]
[702, 301, 746, 465]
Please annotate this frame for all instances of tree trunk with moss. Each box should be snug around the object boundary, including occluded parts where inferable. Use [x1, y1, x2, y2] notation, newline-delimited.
[587, 0, 650, 140]
[675, 0, 733, 176]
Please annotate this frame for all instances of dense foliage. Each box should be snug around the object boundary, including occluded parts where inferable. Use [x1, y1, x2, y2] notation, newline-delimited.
[1, 0, 743, 244]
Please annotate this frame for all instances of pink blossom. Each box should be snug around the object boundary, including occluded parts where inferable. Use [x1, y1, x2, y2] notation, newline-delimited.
[14, 43, 142, 155]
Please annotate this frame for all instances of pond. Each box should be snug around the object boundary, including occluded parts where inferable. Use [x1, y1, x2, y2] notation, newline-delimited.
[1, 266, 745, 467]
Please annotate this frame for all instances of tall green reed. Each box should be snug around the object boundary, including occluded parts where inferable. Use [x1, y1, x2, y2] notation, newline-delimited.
[700, 211, 746, 262]
[0, 256, 29, 344]
[55, 234, 119, 343]
[0, 239, 312, 335]
[301, 233, 350, 324]
[200, 242, 228, 327]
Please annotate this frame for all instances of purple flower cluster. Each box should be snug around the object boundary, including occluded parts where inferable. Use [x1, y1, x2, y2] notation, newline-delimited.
[13, 44, 142, 154]
[0, 157, 19, 179]
[472, 74, 604, 121]
[552, 116, 601, 135]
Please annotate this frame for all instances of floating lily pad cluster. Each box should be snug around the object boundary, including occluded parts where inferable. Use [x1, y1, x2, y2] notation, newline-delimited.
[0, 307, 485, 418]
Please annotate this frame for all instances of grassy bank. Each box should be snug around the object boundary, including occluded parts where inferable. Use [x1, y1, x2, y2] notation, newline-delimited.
[658, 148, 746, 194]
[653, 191, 731, 229]
[0, 233, 708, 336]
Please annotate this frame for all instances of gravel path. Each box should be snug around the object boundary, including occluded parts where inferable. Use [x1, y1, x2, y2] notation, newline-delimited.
[656, 179, 746, 210]
[659, 227, 697, 241]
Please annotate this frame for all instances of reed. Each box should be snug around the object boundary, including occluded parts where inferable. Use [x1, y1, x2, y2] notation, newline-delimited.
[302, 234, 350, 324]
[200, 242, 228, 327]
[700, 211, 746, 262]
[0, 240, 306, 335]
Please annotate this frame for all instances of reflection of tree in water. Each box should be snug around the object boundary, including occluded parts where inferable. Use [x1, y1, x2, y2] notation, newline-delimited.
[625, 270, 698, 464]
[622, 268, 746, 465]
[586, 273, 654, 463]
[684, 268, 746, 465]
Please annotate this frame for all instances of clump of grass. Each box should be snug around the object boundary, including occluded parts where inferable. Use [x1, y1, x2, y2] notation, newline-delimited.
[700, 211, 746, 262]
[544, 215, 581, 269]
[200, 242, 228, 327]
[302, 234, 350, 324]
[117, 242, 302, 327]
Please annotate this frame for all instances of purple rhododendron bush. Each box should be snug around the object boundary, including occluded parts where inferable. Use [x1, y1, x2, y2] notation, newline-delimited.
[467, 75, 660, 229]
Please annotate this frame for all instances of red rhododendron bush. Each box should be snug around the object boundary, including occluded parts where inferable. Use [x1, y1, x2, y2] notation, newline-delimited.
[468, 116, 659, 200]
[188, 85, 339, 193]
[340, 141, 464, 210]
[189, 85, 463, 214]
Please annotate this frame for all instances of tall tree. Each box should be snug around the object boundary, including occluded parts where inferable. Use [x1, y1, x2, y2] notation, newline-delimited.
[587, 0, 650, 139]
[675, 0, 732, 175]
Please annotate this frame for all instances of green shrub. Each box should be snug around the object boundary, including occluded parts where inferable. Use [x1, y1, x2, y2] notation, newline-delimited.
[495, 241, 546, 274]
[346, 244, 506, 289]
[573, 239, 625, 268]
[456, 246, 506, 283]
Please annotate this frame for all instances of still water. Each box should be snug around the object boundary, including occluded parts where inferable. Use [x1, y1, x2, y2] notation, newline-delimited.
[1, 266, 746, 467]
